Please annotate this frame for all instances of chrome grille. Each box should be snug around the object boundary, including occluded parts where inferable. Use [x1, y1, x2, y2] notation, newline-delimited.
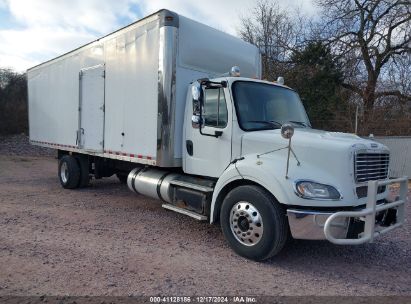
[354, 152, 389, 183]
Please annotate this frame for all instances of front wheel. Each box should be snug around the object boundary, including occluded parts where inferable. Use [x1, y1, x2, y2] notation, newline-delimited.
[220, 185, 288, 261]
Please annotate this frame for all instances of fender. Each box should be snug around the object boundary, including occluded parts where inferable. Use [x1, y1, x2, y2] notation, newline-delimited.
[210, 154, 292, 224]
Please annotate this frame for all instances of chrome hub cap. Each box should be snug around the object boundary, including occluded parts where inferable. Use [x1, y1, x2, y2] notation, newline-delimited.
[60, 162, 69, 184]
[229, 201, 264, 246]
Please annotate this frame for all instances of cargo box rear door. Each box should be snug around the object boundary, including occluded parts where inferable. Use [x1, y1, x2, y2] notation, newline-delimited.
[78, 65, 105, 152]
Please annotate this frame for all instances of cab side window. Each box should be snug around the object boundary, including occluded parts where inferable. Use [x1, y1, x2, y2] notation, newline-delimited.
[203, 88, 228, 128]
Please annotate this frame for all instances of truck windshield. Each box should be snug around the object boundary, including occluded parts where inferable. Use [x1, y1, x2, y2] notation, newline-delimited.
[232, 81, 311, 131]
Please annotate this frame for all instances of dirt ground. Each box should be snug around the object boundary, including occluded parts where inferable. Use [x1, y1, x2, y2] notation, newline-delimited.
[0, 136, 410, 296]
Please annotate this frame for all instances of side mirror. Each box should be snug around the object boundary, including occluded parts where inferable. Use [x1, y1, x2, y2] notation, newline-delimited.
[191, 115, 204, 129]
[281, 123, 298, 179]
[192, 82, 201, 101]
[190, 81, 223, 138]
[281, 124, 294, 139]
[191, 82, 203, 129]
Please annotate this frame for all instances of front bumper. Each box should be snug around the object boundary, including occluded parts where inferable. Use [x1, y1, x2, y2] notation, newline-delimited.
[287, 177, 408, 245]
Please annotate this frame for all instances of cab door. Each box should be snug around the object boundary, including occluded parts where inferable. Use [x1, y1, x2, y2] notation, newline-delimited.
[183, 86, 232, 178]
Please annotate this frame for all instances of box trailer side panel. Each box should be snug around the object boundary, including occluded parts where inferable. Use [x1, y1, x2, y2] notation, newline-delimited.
[104, 19, 160, 160]
[28, 10, 261, 167]
[28, 13, 161, 165]
[28, 46, 105, 148]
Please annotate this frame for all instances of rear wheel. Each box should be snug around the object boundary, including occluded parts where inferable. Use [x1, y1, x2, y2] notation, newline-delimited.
[220, 185, 288, 261]
[58, 155, 81, 189]
[75, 155, 90, 187]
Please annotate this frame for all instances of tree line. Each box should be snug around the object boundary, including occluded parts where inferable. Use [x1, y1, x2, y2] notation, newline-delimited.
[0, 69, 27, 135]
[239, 0, 410, 135]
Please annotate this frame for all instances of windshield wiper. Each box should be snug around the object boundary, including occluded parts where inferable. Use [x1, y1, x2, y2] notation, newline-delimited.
[246, 120, 282, 129]
[289, 121, 308, 127]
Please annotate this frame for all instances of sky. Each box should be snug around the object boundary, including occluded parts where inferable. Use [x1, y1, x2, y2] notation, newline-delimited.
[0, 0, 316, 72]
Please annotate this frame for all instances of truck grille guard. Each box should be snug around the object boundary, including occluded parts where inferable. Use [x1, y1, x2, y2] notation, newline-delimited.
[324, 177, 408, 245]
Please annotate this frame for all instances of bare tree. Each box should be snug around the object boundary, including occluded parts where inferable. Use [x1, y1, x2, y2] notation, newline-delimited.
[385, 53, 411, 100]
[238, 0, 307, 79]
[316, 0, 411, 131]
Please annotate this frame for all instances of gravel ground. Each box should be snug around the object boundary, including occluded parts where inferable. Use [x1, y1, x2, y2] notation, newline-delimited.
[0, 134, 55, 157]
[0, 135, 410, 296]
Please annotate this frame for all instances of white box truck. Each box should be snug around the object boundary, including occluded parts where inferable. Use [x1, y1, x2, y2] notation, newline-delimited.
[27, 9, 408, 261]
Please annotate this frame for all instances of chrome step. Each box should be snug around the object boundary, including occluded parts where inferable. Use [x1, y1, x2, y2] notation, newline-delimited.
[169, 179, 213, 193]
[162, 204, 208, 221]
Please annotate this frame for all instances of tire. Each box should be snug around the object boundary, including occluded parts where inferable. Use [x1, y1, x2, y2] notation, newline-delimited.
[220, 185, 288, 261]
[116, 173, 128, 184]
[58, 155, 81, 189]
[75, 155, 90, 188]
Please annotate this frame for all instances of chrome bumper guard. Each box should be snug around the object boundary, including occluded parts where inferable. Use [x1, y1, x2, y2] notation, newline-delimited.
[287, 177, 408, 245]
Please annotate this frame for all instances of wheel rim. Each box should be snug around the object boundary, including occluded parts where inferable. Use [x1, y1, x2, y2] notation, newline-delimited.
[60, 162, 69, 184]
[229, 201, 264, 246]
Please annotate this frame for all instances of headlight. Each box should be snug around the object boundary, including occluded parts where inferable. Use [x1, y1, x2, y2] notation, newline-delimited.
[295, 181, 342, 200]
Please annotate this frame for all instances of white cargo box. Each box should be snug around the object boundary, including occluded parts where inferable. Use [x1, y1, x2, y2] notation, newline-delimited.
[28, 9, 261, 167]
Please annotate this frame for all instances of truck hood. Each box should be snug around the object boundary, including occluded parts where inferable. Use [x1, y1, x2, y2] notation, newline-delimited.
[240, 128, 389, 199]
[241, 128, 387, 156]
[239, 128, 390, 208]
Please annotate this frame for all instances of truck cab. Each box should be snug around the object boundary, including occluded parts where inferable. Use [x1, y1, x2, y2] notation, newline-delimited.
[184, 76, 310, 178]
[180, 70, 407, 260]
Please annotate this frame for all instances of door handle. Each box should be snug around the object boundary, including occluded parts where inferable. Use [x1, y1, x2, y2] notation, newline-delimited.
[77, 128, 84, 147]
[186, 140, 193, 156]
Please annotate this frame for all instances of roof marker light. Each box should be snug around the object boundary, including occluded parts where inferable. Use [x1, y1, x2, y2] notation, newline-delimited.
[229, 66, 240, 77]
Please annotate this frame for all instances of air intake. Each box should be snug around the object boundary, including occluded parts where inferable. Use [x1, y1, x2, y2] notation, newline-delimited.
[354, 152, 389, 183]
